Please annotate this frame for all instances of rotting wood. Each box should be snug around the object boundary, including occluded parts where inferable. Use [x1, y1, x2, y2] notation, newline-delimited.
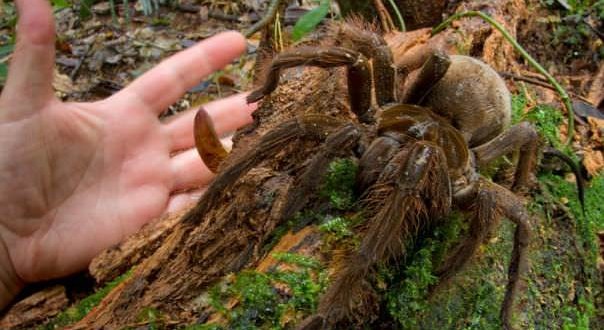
[0, 286, 68, 329]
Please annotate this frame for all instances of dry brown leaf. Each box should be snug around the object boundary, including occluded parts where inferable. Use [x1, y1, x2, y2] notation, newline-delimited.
[588, 117, 604, 145]
[583, 148, 604, 176]
[588, 64, 604, 107]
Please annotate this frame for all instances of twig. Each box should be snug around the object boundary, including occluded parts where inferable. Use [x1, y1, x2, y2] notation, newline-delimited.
[70, 44, 92, 81]
[373, 0, 396, 32]
[0, 54, 11, 64]
[176, 4, 241, 22]
[432, 11, 576, 146]
[498, 71, 592, 104]
[244, 0, 282, 38]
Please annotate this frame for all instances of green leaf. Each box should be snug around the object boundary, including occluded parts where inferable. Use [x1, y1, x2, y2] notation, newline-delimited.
[80, 0, 94, 20]
[292, 0, 330, 41]
[0, 63, 8, 85]
[52, 0, 70, 10]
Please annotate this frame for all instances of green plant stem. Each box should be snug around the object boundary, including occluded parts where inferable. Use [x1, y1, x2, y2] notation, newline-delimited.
[386, 0, 405, 31]
[123, 0, 130, 24]
[432, 11, 575, 146]
[108, 0, 117, 24]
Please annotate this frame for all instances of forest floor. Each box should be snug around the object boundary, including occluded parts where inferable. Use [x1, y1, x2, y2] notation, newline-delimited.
[0, 0, 603, 329]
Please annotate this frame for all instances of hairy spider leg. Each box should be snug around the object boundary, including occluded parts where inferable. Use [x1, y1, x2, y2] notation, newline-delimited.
[471, 122, 539, 191]
[184, 114, 346, 225]
[402, 51, 451, 104]
[329, 18, 396, 106]
[194, 107, 229, 173]
[297, 141, 452, 329]
[433, 182, 500, 286]
[357, 136, 403, 192]
[486, 180, 532, 330]
[271, 124, 361, 222]
[431, 177, 532, 330]
[247, 47, 373, 123]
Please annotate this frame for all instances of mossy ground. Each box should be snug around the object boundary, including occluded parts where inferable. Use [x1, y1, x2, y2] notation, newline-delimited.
[40, 270, 132, 329]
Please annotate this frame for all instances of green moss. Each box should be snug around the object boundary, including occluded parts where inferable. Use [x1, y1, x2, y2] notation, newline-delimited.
[541, 173, 604, 231]
[534, 172, 604, 327]
[318, 216, 353, 239]
[136, 307, 163, 329]
[385, 213, 466, 329]
[202, 254, 327, 329]
[320, 158, 359, 210]
[272, 252, 321, 270]
[515, 100, 580, 163]
[562, 297, 595, 330]
[539, 173, 602, 248]
[387, 246, 438, 328]
[525, 103, 565, 148]
[41, 269, 133, 329]
[511, 90, 528, 125]
[270, 267, 327, 312]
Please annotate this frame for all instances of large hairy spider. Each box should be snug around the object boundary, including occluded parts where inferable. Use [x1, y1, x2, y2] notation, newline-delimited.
[193, 22, 540, 329]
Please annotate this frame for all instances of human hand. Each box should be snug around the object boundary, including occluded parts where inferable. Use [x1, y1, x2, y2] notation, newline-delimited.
[0, 0, 256, 308]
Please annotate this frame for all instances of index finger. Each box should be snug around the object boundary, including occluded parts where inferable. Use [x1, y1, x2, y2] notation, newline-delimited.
[109, 31, 247, 114]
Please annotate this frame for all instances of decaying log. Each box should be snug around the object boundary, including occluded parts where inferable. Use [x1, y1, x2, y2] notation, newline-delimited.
[0, 286, 68, 329]
[89, 207, 191, 285]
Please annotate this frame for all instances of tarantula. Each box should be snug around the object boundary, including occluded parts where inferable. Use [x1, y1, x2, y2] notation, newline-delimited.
[192, 23, 540, 329]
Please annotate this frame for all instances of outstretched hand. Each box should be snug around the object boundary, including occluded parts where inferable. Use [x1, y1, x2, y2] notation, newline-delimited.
[0, 0, 256, 308]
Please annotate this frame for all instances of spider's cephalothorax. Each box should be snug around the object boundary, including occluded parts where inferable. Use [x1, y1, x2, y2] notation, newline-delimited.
[194, 21, 539, 330]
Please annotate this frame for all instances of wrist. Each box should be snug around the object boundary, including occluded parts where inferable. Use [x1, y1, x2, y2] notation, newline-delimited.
[0, 236, 24, 311]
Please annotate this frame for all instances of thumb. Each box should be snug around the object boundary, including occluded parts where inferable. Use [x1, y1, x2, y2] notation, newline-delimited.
[1, 0, 56, 119]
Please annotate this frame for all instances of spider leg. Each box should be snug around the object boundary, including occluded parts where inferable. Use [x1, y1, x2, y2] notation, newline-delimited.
[194, 107, 229, 173]
[485, 180, 532, 330]
[433, 181, 499, 286]
[471, 121, 539, 191]
[247, 47, 374, 123]
[184, 114, 346, 225]
[330, 20, 396, 106]
[297, 141, 452, 329]
[357, 135, 402, 192]
[401, 51, 451, 104]
[272, 124, 361, 222]
[434, 177, 531, 330]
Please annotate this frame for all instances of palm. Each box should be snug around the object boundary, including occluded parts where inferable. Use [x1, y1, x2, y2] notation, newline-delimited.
[0, 0, 255, 285]
[6, 100, 177, 282]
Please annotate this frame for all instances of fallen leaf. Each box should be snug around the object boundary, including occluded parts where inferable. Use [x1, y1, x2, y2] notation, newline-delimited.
[583, 148, 604, 176]
[588, 117, 604, 144]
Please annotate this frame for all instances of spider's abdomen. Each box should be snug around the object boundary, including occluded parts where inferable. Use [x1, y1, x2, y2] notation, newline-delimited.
[378, 104, 469, 178]
[422, 55, 512, 147]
